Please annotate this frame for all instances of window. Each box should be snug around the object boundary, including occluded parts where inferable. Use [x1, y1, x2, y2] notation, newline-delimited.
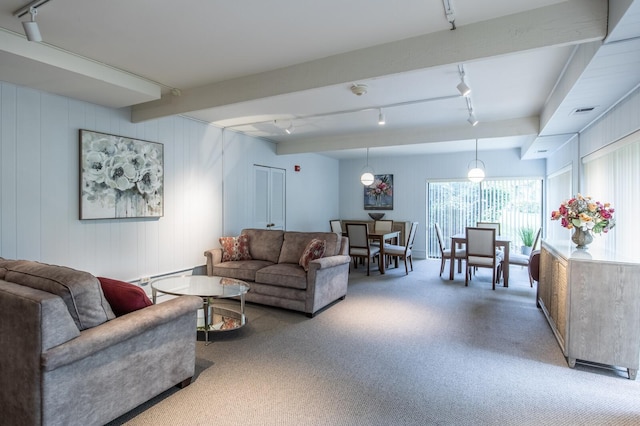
[583, 130, 640, 258]
[427, 179, 543, 258]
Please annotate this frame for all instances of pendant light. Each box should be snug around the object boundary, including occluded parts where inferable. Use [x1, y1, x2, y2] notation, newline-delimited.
[467, 139, 485, 183]
[360, 148, 375, 186]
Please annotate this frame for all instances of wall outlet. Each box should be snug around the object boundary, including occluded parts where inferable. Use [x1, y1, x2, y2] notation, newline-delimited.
[140, 276, 151, 286]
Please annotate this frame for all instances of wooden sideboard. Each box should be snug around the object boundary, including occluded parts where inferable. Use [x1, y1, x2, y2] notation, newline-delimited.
[538, 240, 640, 379]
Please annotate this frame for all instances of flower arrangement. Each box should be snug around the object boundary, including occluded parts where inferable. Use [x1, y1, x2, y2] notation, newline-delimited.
[550, 194, 615, 234]
[366, 175, 393, 198]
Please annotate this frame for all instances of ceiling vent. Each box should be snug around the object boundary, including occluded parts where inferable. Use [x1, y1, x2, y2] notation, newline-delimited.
[571, 106, 596, 115]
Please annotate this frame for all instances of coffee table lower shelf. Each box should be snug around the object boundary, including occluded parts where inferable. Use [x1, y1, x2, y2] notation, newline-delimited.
[197, 305, 246, 338]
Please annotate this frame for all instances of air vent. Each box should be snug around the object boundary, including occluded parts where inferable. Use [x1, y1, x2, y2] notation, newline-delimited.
[571, 106, 596, 115]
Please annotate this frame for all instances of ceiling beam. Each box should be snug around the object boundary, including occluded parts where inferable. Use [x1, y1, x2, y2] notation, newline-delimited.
[0, 29, 161, 108]
[131, 0, 606, 123]
[275, 117, 539, 155]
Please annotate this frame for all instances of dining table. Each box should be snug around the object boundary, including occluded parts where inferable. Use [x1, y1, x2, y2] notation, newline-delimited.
[449, 233, 511, 287]
[368, 230, 401, 274]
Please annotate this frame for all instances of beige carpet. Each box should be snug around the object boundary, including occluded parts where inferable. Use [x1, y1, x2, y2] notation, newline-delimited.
[108, 259, 640, 425]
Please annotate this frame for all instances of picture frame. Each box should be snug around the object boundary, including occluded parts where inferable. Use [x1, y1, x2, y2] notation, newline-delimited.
[364, 174, 393, 210]
[80, 129, 164, 219]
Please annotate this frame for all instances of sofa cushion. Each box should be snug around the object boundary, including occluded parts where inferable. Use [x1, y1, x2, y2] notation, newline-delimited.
[4, 261, 115, 330]
[219, 235, 252, 262]
[241, 229, 284, 263]
[98, 277, 153, 317]
[299, 238, 326, 271]
[255, 264, 307, 290]
[279, 231, 339, 264]
[212, 260, 273, 282]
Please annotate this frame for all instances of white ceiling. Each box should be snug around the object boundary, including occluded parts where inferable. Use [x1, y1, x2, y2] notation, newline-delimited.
[1, 0, 639, 160]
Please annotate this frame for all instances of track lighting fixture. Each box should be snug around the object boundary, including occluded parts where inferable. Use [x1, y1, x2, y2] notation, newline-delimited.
[285, 122, 294, 135]
[377, 109, 386, 126]
[13, 0, 53, 42]
[467, 139, 485, 183]
[360, 148, 375, 186]
[457, 65, 470, 97]
[465, 96, 478, 126]
[467, 111, 479, 126]
[22, 7, 42, 42]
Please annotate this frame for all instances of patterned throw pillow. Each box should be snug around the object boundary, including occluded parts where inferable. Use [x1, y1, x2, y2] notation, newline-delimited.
[219, 234, 252, 262]
[299, 238, 326, 271]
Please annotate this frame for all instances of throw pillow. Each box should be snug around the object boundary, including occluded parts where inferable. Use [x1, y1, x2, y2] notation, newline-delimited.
[219, 234, 252, 262]
[299, 238, 326, 271]
[98, 277, 153, 317]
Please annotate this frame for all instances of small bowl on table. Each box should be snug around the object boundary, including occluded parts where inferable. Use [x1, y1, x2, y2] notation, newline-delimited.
[368, 213, 385, 221]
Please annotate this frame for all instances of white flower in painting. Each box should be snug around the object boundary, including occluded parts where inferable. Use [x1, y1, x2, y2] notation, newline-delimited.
[136, 167, 162, 194]
[83, 150, 108, 183]
[105, 154, 137, 191]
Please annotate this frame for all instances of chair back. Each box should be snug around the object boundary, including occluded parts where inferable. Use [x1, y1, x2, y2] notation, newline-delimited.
[346, 223, 369, 249]
[477, 222, 501, 235]
[532, 227, 541, 251]
[434, 223, 446, 254]
[329, 220, 342, 234]
[466, 227, 496, 258]
[406, 222, 418, 251]
[374, 220, 393, 233]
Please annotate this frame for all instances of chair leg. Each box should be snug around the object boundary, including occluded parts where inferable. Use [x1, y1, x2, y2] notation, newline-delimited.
[465, 265, 470, 286]
[440, 258, 445, 276]
[408, 255, 413, 272]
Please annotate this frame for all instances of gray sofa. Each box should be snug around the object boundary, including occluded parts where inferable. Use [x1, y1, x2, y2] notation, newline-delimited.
[204, 229, 350, 317]
[0, 258, 202, 426]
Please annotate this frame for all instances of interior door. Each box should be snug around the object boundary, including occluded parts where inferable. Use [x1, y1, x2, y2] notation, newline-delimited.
[254, 165, 285, 230]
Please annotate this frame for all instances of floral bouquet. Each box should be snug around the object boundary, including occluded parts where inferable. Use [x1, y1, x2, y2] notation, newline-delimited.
[366, 175, 393, 198]
[550, 194, 615, 234]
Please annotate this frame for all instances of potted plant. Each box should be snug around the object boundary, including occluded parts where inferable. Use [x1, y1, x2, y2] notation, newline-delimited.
[519, 227, 535, 255]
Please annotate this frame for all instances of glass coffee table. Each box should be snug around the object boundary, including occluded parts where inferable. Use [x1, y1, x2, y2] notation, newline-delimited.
[151, 275, 250, 345]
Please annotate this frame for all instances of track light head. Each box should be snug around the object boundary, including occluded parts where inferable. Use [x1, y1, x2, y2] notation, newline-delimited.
[378, 109, 386, 126]
[285, 123, 294, 134]
[467, 111, 478, 126]
[22, 7, 42, 42]
[457, 80, 471, 97]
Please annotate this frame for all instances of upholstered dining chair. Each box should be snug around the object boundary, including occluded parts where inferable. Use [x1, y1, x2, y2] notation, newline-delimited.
[504, 227, 541, 287]
[329, 220, 342, 234]
[374, 220, 394, 232]
[435, 223, 466, 277]
[383, 222, 418, 275]
[465, 227, 504, 290]
[346, 223, 380, 276]
[476, 221, 501, 235]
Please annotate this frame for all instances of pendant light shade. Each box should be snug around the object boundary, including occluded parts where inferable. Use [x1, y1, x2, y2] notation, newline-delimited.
[360, 148, 375, 186]
[467, 139, 485, 183]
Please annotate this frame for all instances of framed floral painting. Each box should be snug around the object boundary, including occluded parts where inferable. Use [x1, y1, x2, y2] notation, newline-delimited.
[80, 129, 164, 219]
[364, 174, 393, 210]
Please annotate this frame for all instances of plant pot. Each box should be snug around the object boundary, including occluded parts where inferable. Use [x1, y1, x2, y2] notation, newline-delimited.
[521, 246, 532, 256]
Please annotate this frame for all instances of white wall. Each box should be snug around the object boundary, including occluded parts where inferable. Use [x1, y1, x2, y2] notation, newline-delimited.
[339, 148, 545, 258]
[0, 81, 340, 282]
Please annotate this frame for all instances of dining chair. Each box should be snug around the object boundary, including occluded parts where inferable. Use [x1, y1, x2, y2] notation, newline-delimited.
[383, 222, 418, 275]
[329, 220, 343, 234]
[476, 222, 501, 235]
[434, 223, 466, 277]
[345, 223, 380, 276]
[528, 250, 541, 285]
[504, 227, 541, 287]
[374, 220, 393, 233]
[465, 227, 503, 290]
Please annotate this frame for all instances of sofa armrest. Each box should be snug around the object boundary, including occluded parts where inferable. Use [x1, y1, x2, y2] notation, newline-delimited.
[309, 254, 351, 270]
[204, 248, 223, 275]
[42, 295, 202, 371]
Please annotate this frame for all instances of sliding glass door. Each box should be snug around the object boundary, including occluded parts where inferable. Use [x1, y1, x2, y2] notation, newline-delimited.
[427, 179, 543, 258]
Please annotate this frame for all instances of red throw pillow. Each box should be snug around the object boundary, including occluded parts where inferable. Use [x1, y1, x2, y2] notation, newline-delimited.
[299, 239, 326, 271]
[98, 277, 153, 317]
[219, 234, 252, 261]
